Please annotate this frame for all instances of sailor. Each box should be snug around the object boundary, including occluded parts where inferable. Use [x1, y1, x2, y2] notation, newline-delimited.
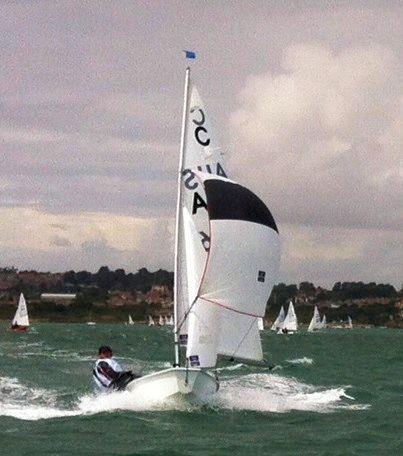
[93, 346, 138, 392]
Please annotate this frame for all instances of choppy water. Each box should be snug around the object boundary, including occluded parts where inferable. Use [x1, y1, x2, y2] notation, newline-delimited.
[0, 324, 401, 455]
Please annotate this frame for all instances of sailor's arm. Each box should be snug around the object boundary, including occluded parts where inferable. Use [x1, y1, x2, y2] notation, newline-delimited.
[97, 361, 120, 380]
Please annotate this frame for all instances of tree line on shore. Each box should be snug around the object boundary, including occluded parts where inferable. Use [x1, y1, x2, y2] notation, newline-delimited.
[0, 266, 401, 326]
[0, 266, 400, 301]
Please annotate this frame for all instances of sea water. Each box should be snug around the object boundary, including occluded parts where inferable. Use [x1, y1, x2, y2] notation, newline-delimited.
[0, 324, 401, 455]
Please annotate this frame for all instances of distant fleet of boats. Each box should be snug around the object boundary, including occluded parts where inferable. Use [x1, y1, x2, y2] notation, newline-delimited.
[8, 293, 354, 332]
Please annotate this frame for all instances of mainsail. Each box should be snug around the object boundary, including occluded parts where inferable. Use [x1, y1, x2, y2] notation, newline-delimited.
[321, 314, 327, 328]
[347, 316, 353, 329]
[12, 293, 29, 327]
[271, 305, 285, 331]
[128, 315, 134, 325]
[185, 174, 280, 368]
[283, 301, 297, 332]
[174, 68, 228, 361]
[308, 306, 321, 332]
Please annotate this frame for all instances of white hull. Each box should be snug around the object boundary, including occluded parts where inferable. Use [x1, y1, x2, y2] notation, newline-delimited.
[126, 367, 218, 402]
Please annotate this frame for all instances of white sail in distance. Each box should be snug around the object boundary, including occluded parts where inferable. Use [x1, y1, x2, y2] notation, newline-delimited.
[321, 314, 327, 328]
[12, 293, 29, 327]
[271, 305, 285, 331]
[308, 306, 321, 332]
[283, 301, 297, 332]
[186, 174, 281, 368]
[148, 315, 155, 326]
[347, 316, 353, 329]
[258, 317, 264, 331]
[175, 70, 228, 350]
[128, 315, 134, 325]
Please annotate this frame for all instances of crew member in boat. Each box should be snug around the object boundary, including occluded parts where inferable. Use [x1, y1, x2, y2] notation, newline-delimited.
[93, 346, 139, 392]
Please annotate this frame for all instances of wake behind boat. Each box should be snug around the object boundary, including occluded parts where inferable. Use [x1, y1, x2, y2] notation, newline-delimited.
[126, 66, 280, 402]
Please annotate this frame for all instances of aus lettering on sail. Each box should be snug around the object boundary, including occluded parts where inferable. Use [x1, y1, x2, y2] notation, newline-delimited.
[181, 85, 228, 251]
[176, 80, 229, 346]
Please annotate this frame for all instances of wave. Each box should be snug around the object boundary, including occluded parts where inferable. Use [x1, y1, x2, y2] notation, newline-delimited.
[286, 357, 314, 365]
[0, 371, 369, 421]
[213, 373, 368, 413]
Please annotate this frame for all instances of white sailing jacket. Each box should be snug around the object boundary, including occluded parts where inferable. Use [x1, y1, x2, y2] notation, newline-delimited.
[93, 358, 123, 391]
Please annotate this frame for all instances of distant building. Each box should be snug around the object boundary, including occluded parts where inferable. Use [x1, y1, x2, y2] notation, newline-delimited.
[41, 293, 76, 302]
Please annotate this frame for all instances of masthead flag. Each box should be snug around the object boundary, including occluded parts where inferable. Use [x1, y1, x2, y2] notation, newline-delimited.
[184, 50, 196, 59]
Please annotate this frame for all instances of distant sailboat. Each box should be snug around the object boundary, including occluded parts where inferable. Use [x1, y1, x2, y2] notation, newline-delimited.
[128, 315, 134, 325]
[11, 293, 29, 332]
[258, 317, 264, 331]
[321, 314, 327, 329]
[271, 305, 285, 331]
[308, 306, 322, 332]
[347, 315, 353, 329]
[166, 315, 174, 326]
[124, 65, 280, 401]
[279, 301, 297, 334]
[158, 315, 165, 326]
[148, 315, 155, 326]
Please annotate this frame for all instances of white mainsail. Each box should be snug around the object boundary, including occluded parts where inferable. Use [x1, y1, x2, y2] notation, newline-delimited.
[308, 305, 321, 332]
[174, 69, 228, 356]
[148, 315, 155, 326]
[185, 174, 281, 367]
[347, 316, 353, 329]
[12, 293, 29, 327]
[283, 301, 297, 332]
[128, 315, 134, 325]
[159, 315, 165, 326]
[321, 314, 327, 328]
[271, 305, 285, 331]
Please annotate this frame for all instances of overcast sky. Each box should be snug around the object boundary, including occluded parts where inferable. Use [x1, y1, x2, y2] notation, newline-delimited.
[0, 0, 402, 287]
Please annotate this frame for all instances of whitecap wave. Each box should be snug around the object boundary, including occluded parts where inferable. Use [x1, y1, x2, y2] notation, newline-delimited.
[0, 372, 368, 421]
[286, 357, 314, 365]
[213, 373, 368, 413]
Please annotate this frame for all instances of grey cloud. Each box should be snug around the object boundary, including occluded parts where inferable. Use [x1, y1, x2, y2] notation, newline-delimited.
[0, 1, 402, 285]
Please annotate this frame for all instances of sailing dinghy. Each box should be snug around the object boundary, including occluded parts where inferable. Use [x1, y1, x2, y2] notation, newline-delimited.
[148, 315, 155, 326]
[278, 301, 297, 334]
[125, 67, 280, 401]
[271, 305, 285, 331]
[258, 317, 264, 331]
[11, 293, 30, 332]
[308, 305, 322, 332]
[321, 314, 327, 329]
[128, 315, 134, 325]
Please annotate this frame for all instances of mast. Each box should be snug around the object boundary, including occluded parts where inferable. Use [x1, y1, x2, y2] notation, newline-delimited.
[173, 67, 191, 366]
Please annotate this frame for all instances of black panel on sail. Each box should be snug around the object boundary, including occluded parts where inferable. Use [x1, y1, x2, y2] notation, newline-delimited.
[204, 179, 278, 232]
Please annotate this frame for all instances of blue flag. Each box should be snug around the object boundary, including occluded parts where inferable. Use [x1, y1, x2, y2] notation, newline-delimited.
[184, 50, 196, 59]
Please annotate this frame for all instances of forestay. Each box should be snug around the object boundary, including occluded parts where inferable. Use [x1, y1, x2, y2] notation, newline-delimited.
[12, 293, 29, 327]
[175, 73, 228, 347]
[186, 175, 280, 368]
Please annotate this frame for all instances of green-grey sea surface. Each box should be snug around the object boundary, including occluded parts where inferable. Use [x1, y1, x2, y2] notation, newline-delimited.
[0, 324, 401, 455]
